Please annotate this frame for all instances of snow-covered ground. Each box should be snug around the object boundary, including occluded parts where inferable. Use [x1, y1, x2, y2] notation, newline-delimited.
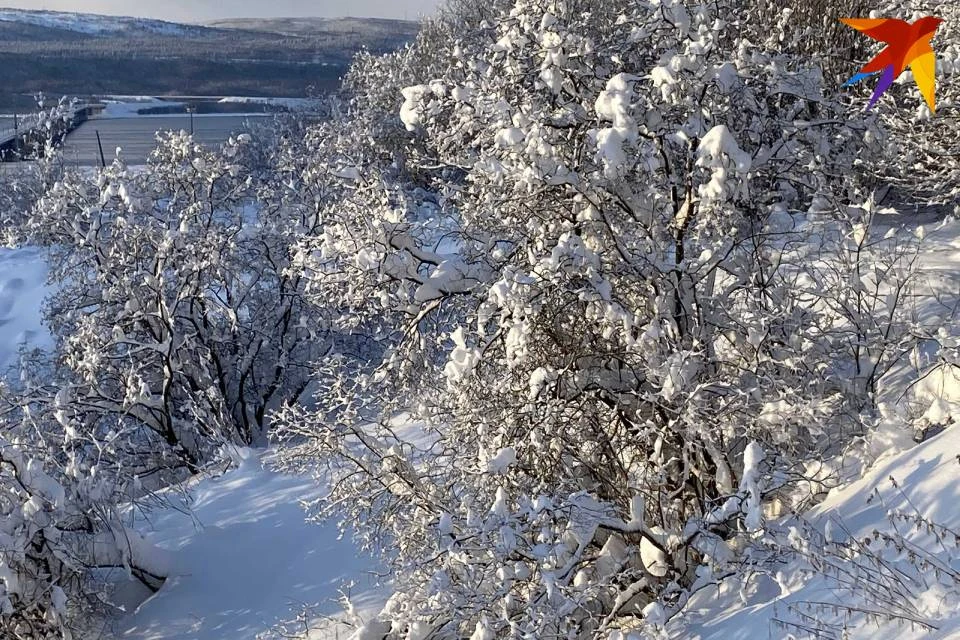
[112, 450, 386, 640]
[0, 247, 51, 374]
[0, 215, 958, 638]
[671, 215, 960, 639]
[674, 418, 960, 639]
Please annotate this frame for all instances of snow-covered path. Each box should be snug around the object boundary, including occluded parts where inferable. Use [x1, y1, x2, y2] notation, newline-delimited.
[115, 451, 386, 639]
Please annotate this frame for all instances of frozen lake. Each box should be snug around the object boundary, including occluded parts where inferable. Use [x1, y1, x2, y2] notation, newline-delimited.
[0, 115, 16, 136]
[60, 114, 274, 166]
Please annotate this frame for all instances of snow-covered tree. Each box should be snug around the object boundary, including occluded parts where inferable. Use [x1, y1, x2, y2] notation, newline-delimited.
[273, 0, 920, 637]
[0, 100, 73, 245]
[18, 130, 323, 470]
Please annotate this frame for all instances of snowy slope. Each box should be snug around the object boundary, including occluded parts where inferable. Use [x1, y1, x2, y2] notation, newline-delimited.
[1, 212, 959, 638]
[675, 425, 960, 640]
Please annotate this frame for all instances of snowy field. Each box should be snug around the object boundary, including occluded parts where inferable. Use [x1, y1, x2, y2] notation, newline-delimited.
[0, 213, 956, 638]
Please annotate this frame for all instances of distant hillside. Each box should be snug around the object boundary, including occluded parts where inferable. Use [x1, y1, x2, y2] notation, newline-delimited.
[208, 16, 421, 41]
[0, 8, 220, 37]
[0, 8, 419, 111]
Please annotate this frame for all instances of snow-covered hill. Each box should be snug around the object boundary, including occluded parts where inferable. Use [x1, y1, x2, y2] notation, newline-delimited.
[0, 8, 418, 107]
[0, 8, 215, 37]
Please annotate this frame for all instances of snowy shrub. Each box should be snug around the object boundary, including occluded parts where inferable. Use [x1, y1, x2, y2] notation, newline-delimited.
[0, 102, 199, 637]
[745, 0, 873, 78]
[271, 0, 925, 637]
[905, 333, 960, 441]
[0, 420, 171, 639]
[0, 162, 42, 245]
[0, 100, 72, 244]
[0, 124, 338, 635]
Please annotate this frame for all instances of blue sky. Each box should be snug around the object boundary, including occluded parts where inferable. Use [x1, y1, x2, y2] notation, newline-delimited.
[0, 0, 442, 21]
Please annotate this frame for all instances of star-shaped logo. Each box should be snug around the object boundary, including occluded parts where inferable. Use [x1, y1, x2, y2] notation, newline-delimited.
[840, 16, 944, 112]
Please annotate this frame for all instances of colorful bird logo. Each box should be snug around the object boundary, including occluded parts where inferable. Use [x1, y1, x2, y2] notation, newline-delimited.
[840, 16, 944, 112]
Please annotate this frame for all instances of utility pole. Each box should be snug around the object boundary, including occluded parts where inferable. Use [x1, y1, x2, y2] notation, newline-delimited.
[95, 130, 106, 168]
[12, 112, 18, 159]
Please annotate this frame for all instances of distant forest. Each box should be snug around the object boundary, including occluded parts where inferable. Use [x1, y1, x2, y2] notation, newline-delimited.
[0, 16, 419, 110]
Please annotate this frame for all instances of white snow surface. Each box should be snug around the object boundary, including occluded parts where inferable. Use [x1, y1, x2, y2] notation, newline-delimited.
[675, 426, 960, 640]
[0, 247, 51, 374]
[114, 449, 386, 639]
[400, 85, 431, 131]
